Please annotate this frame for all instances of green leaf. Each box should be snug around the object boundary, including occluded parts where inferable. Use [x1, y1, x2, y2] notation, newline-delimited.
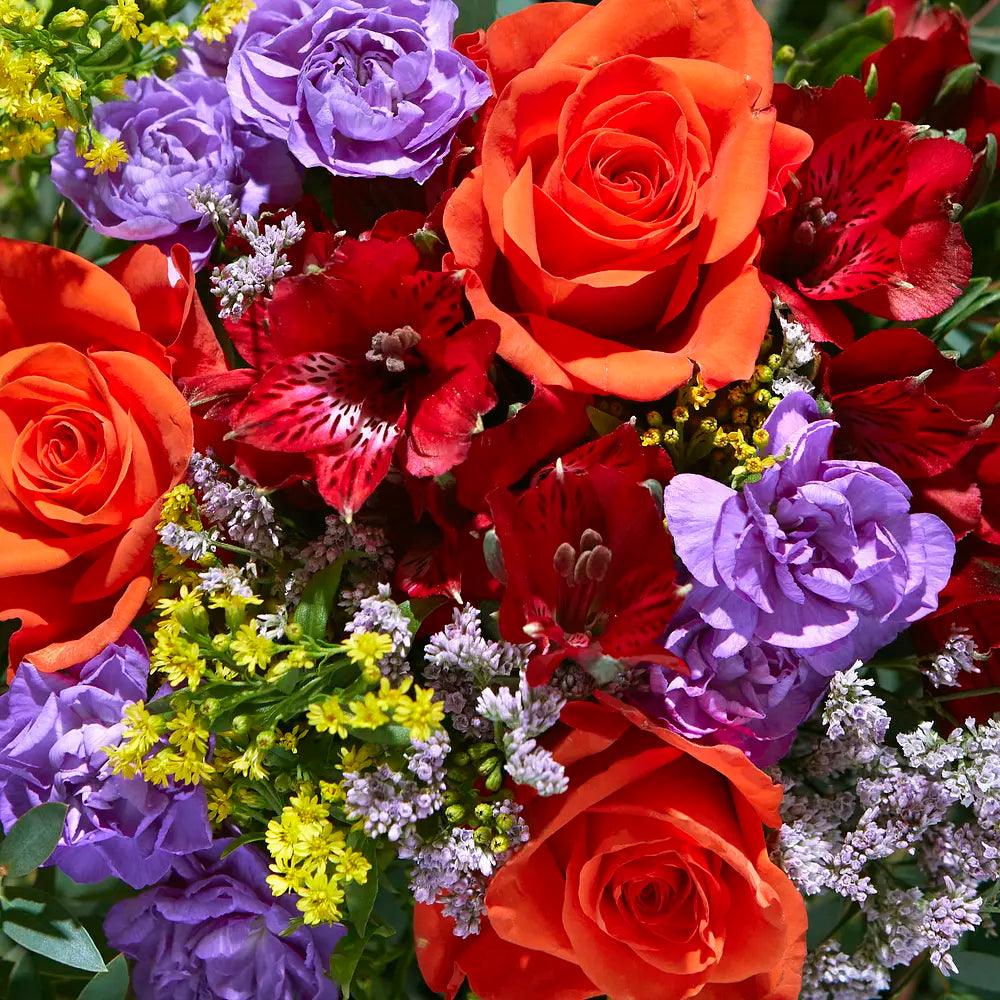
[586, 405, 623, 437]
[8, 951, 52, 1000]
[955, 952, 1000, 993]
[293, 553, 355, 640]
[784, 7, 893, 87]
[329, 928, 370, 999]
[77, 955, 129, 1000]
[345, 842, 379, 936]
[455, 0, 494, 34]
[220, 832, 267, 859]
[2, 888, 107, 973]
[350, 723, 412, 747]
[397, 596, 447, 634]
[0, 803, 68, 879]
[932, 276, 1000, 337]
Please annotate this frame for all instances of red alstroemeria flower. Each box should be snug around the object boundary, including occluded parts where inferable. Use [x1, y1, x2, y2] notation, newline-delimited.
[760, 76, 973, 346]
[827, 327, 1000, 537]
[224, 236, 500, 517]
[861, 0, 1000, 163]
[488, 456, 683, 685]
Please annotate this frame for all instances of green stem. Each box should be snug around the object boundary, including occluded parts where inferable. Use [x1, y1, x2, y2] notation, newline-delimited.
[934, 684, 1000, 702]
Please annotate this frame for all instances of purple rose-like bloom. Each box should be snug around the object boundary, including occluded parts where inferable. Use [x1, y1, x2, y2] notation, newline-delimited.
[633, 607, 830, 765]
[226, 0, 492, 181]
[51, 72, 301, 269]
[0, 632, 212, 888]
[105, 842, 343, 1000]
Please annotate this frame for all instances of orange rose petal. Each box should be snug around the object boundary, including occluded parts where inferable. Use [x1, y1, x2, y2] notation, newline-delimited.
[443, 171, 497, 277]
[476, 1, 590, 96]
[0, 238, 155, 361]
[763, 121, 814, 220]
[525, 312, 694, 399]
[5, 572, 150, 676]
[667, 243, 771, 391]
[72, 506, 160, 602]
[537, 0, 773, 101]
[597, 695, 785, 827]
[105, 243, 224, 378]
[461, 268, 574, 390]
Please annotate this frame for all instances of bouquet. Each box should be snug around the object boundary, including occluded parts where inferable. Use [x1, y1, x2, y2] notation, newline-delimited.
[3, 0, 1000, 997]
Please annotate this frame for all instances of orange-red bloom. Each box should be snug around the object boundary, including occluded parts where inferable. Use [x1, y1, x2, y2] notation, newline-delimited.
[0, 239, 195, 673]
[443, 0, 812, 401]
[416, 697, 807, 1000]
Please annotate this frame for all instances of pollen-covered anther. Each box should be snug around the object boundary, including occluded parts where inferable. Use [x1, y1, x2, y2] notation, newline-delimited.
[366, 325, 422, 373]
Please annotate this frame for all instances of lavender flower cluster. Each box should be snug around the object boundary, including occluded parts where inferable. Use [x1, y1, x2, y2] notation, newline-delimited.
[423, 605, 530, 737]
[777, 666, 1000, 997]
[210, 213, 306, 320]
[189, 451, 283, 557]
[346, 584, 413, 680]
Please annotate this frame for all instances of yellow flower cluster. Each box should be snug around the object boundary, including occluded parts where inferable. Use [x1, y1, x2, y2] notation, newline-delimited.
[195, 0, 255, 43]
[0, 33, 71, 162]
[265, 793, 371, 925]
[307, 672, 445, 744]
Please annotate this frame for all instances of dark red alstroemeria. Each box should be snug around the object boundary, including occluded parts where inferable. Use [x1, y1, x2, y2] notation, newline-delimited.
[760, 77, 973, 346]
[488, 459, 683, 685]
[827, 327, 1000, 537]
[222, 236, 500, 517]
[867, 0, 961, 40]
[919, 538, 1000, 719]
[395, 382, 592, 604]
[862, 0, 1000, 157]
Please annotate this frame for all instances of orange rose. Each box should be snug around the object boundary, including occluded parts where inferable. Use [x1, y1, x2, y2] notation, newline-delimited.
[416, 697, 806, 1000]
[444, 0, 813, 401]
[0, 240, 195, 673]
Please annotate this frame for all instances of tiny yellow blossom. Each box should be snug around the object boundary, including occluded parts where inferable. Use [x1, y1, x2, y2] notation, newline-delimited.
[105, 0, 143, 39]
[348, 692, 389, 730]
[296, 870, 345, 925]
[230, 745, 267, 780]
[121, 701, 166, 756]
[338, 745, 376, 773]
[206, 786, 233, 823]
[392, 684, 445, 741]
[343, 631, 393, 671]
[306, 696, 350, 738]
[83, 134, 128, 174]
[335, 849, 371, 885]
[139, 21, 189, 45]
[230, 620, 275, 673]
[167, 706, 210, 757]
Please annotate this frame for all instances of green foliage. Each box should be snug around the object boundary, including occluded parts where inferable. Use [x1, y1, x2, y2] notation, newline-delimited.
[293, 552, 355, 640]
[76, 955, 128, 1000]
[782, 6, 894, 87]
[2, 889, 106, 973]
[0, 804, 68, 879]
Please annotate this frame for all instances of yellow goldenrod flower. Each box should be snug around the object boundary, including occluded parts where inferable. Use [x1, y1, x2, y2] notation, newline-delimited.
[392, 684, 445, 742]
[83, 134, 128, 174]
[206, 786, 233, 823]
[121, 701, 165, 756]
[306, 696, 350, 738]
[230, 620, 275, 674]
[296, 869, 345, 925]
[335, 849, 371, 885]
[343, 631, 393, 671]
[348, 692, 389, 730]
[231, 745, 267, 780]
[105, 0, 143, 39]
[196, 0, 255, 43]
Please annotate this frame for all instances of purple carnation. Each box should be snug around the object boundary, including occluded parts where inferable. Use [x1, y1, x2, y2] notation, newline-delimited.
[226, 0, 492, 181]
[105, 843, 343, 1000]
[633, 607, 830, 765]
[661, 388, 955, 669]
[51, 72, 301, 268]
[0, 632, 212, 888]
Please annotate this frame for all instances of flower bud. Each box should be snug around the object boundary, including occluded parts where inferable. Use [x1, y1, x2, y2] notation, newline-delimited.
[51, 7, 89, 29]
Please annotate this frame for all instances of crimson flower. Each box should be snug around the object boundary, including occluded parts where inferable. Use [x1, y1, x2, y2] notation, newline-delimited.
[488, 445, 682, 685]
[760, 76, 973, 346]
[862, 0, 1000, 159]
[223, 237, 500, 516]
[826, 327, 1000, 538]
